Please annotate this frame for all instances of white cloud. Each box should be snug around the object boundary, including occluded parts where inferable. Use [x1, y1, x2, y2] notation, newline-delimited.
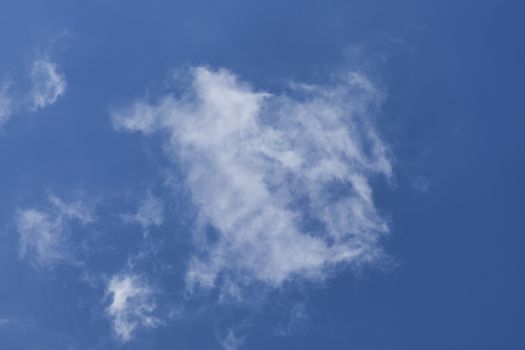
[30, 56, 66, 111]
[16, 195, 93, 268]
[113, 66, 392, 292]
[106, 273, 159, 342]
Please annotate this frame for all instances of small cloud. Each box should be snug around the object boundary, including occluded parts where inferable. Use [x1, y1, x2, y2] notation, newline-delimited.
[29, 56, 66, 111]
[412, 175, 430, 192]
[106, 273, 160, 342]
[0, 81, 12, 127]
[122, 193, 164, 229]
[221, 329, 245, 350]
[48, 194, 94, 224]
[0, 317, 33, 331]
[0, 51, 67, 129]
[16, 208, 68, 267]
[112, 101, 159, 134]
[0, 318, 11, 328]
[275, 302, 309, 337]
[15, 194, 93, 268]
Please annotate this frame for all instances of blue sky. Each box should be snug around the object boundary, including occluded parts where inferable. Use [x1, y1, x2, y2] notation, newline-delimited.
[0, 1, 524, 349]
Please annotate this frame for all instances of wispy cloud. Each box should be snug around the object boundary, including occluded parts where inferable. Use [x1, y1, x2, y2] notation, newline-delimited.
[221, 328, 245, 350]
[0, 54, 66, 129]
[106, 273, 159, 342]
[29, 56, 66, 111]
[412, 175, 430, 192]
[0, 81, 12, 127]
[122, 193, 164, 229]
[0, 318, 11, 328]
[0, 317, 34, 331]
[113, 66, 392, 293]
[275, 302, 309, 337]
[16, 194, 93, 268]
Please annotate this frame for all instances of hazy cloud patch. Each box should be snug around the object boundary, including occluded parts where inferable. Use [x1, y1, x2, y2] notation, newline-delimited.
[0, 81, 12, 127]
[122, 193, 164, 229]
[16, 194, 93, 268]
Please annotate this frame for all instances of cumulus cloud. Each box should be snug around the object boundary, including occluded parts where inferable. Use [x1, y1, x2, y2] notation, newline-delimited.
[30, 56, 66, 111]
[106, 273, 159, 342]
[113, 66, 392, 291]
[16, 195, 93, 268]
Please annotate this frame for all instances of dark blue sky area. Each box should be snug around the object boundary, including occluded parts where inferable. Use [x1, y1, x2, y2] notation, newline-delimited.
[0, 1, 524, 349]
